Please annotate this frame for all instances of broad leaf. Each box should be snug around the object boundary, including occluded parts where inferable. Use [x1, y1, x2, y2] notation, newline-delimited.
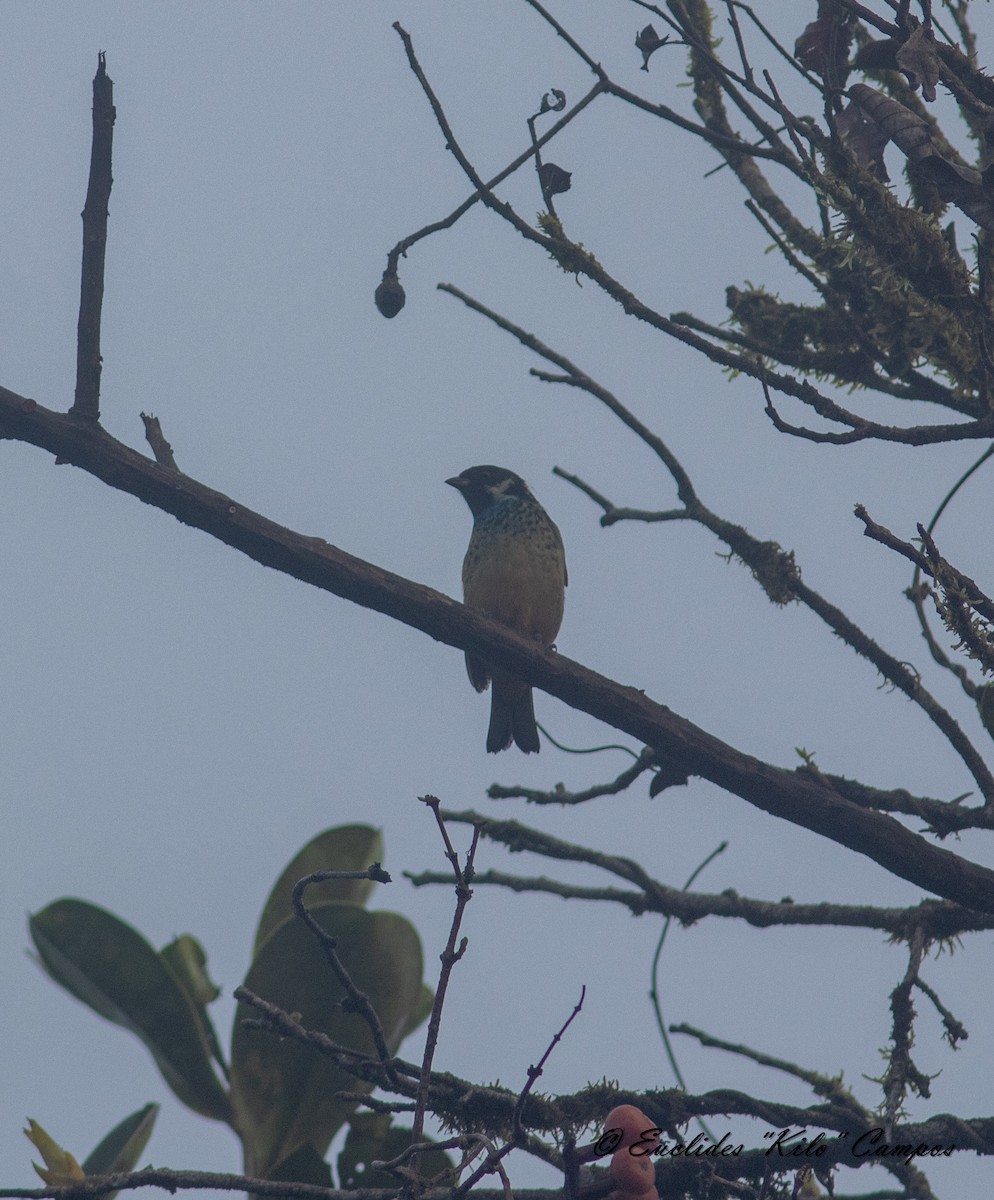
[82, 1103, 159, 1199]
[338, 1112, 454, 1189]
[253, 825, 384, 958]
[402, 982, 435, 1041]
[269, 1142, 334, 1186]
[29, 900, 231, 1122]
[231, 902, 423, 1177]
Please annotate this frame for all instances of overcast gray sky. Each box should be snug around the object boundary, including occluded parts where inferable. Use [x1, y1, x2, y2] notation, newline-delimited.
[3, 4, 993, 1197]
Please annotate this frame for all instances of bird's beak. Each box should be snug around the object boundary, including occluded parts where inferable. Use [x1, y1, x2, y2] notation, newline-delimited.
[445, 475, 466, 490]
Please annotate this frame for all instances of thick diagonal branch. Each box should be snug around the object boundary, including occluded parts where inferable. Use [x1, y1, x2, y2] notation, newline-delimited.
[3, 384, 994, 911]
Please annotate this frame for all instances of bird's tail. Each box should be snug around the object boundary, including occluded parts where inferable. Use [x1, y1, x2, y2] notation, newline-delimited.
[488, 674, 540, 754]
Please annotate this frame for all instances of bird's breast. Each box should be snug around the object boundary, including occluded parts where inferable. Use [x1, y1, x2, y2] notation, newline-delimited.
[462, 511, 565, 644]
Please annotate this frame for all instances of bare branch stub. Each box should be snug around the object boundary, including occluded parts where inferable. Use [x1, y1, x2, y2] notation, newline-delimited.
[140, 412, 178, 471]
[72, 52, 115, 422]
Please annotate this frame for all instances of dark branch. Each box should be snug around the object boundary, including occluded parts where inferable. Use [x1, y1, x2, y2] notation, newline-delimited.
[411, 856, 994, 941]
[413, 801, 478, 1147]
[1, 384, 993, 908]
[139, 412, 178, 470]
[71, 54, 115, 422]
[439, 286, 994, 804]
[383, 81, 606, 280]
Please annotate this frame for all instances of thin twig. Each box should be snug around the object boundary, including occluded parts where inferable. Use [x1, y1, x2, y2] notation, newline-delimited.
[670, 1023, 869, 1122]
[859, 507, 994, 624]
[651, 843, 728, 1145]
[724, 0, 753, 84]
[451, 990, 587, 1199]
[512, 987, 586, 1144]
[832, 0, 902, 35]
[403, 42, 987, 447]
[411, 858, 994, 940]
[913, 975, 968, 1048]
[418, 808, 994, 937]
[412, 798, 481, 1147]
[488, 747, 656, 805]
[438, 284, 699, 504]
[384, 81, 605, 275]
[553, 467, 691, 528]
[909, 442, 994, 694]
[291, 864, 397, 1083]
[731, 2, 841, 81]
[520, 0, 608, 81]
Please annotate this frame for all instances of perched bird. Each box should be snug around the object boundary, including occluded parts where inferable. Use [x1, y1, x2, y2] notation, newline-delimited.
[446, 465, 567, 753]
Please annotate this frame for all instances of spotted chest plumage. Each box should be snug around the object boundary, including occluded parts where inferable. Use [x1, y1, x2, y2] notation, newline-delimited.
[461, 493, 565, 642]
[447, 466, 567, 754]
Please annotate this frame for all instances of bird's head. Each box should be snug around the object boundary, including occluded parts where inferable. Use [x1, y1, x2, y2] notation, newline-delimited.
[446, 465, 532, 518]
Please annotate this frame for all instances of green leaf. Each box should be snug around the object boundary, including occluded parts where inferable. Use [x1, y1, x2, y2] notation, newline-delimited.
[160, 935, 220, 1006]
[269, 1142, 334, 1186]
[231, 902, 423, 1178]
[82, 1104, 159, 1185]
[253, 825, 385, 959]
[29, 900, 231, 1122]
[402, 983, 435, 1040]
[23, 1119, 85, 1185]
[160, 935, 228, 1079]
[338, 1113, 455, 1190]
